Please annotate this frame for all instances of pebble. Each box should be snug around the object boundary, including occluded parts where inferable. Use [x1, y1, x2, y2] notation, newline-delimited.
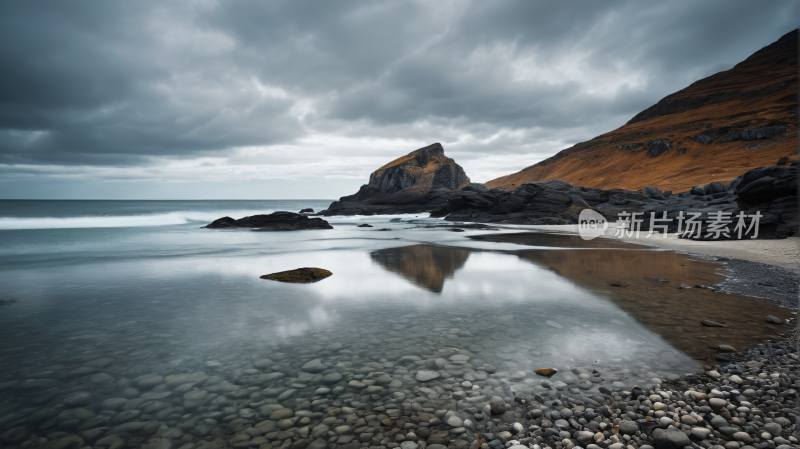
[415, 370, 440, 382]
[62, 391, 91, 407]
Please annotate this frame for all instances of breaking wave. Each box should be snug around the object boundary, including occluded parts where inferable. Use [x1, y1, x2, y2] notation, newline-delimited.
[0, 210, 273, 230]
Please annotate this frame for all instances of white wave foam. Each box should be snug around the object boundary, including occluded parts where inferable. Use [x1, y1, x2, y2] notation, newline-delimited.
[0, 210, 274, 230]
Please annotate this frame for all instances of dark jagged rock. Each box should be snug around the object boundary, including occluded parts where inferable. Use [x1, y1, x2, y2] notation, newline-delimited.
[319, 143, 470, 216]
[435, 180, 592, 225]
[693, 134, 714, 144]
[689, 181, 724, 196]
[204, 211, 333, 231]
[641, 186, 670, 200]
[720, 125, 787, 143]
[299, 208, 314, 213]
[438, 165, 796, 239]
[357, 224, 373, 228]
[644, 138, 672, 157]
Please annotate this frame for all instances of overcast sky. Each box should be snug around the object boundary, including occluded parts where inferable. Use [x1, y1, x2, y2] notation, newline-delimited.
[0, 1, 796, 199]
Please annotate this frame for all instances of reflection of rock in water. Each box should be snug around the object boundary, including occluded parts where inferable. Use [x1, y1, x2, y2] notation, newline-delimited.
[514, 248, 792, 362]
[370, 244, 470, 293]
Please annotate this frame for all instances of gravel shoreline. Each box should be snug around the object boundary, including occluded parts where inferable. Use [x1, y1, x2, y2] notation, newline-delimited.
[472, 327, 799, 449]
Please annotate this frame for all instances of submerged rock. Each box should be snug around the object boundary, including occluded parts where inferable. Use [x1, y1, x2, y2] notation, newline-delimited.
[700, 319, 726, 327]
[415, 370, 440, 382]
[260, 268, 333, 283]
[766, 314, 785, 324]
[204, 211, 333, 231]
[534, 368, 557, 377]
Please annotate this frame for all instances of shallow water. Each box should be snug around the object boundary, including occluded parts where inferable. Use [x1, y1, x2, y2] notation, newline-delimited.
[0, 201, 787, 448]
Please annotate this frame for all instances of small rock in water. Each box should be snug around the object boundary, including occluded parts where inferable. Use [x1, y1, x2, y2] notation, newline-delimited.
[534, 368, 557, 377]
[415, 370, 440, 382]
[322, 372, 343, 384]
[700, 319, 726, 327]
[489, 396, 505, 415]
[357, 224, 373, 228]
[62, 391, 92, 408]
[301, 358, 326, 373]
[270, 408, 294, 420]
[765, 315, 784, 324]
[260, 267, 333, 283]
[425, 358, 447, 370]
[446, 415, 462, 427]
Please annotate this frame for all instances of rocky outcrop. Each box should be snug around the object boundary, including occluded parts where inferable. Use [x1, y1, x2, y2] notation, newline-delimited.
[644, 139, 672, 158]
[320, 143, 470, 216]
[436, 181, 593, 225]
[433, 165, 797, 239]
[204, 211, 333, 230]
[719, 125, 787, 143]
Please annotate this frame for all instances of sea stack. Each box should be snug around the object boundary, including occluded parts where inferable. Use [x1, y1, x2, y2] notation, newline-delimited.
[319, 143, 470, 216]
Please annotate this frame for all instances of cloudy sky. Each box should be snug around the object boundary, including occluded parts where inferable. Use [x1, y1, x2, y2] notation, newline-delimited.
[0, 1, 796, 199]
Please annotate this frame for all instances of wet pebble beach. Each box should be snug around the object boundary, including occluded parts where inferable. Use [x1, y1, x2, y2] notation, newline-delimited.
[1, 315, 797, 449]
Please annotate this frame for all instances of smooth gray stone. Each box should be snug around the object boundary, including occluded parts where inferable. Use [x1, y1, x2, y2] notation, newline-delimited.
[415, 371, 440, 382]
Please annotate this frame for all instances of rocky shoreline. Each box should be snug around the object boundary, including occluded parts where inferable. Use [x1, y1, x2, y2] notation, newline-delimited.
[476, 327, 800, 449]
[321, 163, 798, 240]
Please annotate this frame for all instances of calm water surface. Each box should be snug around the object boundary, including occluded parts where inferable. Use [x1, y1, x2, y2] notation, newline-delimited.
[1, 200, 770, 448]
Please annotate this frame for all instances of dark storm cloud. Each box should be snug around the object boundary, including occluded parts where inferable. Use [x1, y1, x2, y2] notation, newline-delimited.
[0, 0, 796, 169]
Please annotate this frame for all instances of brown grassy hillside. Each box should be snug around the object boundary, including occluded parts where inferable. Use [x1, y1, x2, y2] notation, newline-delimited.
[486, 29, 798, 193]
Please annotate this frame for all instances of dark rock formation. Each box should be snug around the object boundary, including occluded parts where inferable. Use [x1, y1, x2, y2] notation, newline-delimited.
[693, 134, 714, 144]
[260, 268, 332, 283]
[438, 180, 592, 225]
[204, 211, 333, 230]
[618, 143, 642, 151]
[357, 224, 373, 228]
[675, 148, 687, 155]
[720, 125, 787, 143]
[689, 181, 724, 196]
[435, 165, 797, 239]
[645, 139, 672, 157]
[319, 143, 470, 216]
[299, 208, 314, 213]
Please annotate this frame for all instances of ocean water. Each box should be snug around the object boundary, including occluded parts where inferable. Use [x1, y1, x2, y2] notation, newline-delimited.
[0, 200, 708, 447]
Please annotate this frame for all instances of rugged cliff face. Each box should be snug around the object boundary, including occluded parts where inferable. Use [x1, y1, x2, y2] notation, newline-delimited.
[486, 29, 798, 193]
[320, 143, 470, 215]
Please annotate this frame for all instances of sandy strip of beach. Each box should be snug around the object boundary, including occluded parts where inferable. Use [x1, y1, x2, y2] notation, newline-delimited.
[500, 224, 800, 274]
